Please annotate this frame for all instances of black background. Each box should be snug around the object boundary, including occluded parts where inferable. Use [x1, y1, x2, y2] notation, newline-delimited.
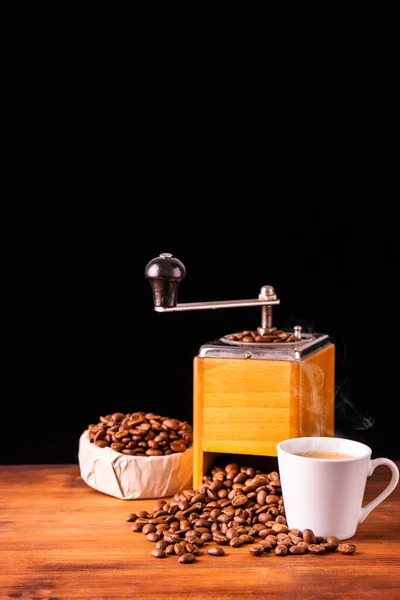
[2, 5, 399, 464]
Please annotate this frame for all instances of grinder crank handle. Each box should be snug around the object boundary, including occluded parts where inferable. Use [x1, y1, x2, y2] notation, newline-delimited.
[145, 253, 280, 313]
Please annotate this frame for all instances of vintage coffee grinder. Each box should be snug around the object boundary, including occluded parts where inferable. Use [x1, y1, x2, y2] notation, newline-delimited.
[145, 253, 335, 489]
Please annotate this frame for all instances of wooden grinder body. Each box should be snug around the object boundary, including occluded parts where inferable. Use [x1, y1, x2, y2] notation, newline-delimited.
[193, 344, 335, 490]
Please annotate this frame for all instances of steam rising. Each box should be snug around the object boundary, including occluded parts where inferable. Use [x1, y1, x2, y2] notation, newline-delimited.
[335, 378, 375, 431]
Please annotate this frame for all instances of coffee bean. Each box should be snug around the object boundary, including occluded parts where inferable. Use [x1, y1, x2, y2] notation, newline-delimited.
[307, 544, 326, 554]
[213, 533, 229, 545]
[321, 542, 338, 552]
[208, 547, 225, 556]
[186, 543, 199, 555]
[151, 549, 166, 558]
[165, 544, 176, 555]
[232, 494, 248, 507]
[174, 542, 186, 555]
[155, 540, 169, 550]
[327, 536, 340, 546]
[125, 513, 137, 522]
[230, 537, 245, 548]
[142, 524, 156, 535]
[146, 532, 161, 542]
[249, 544, 265, 556]
[239, 534, 255, 544]
[272, 524, 289, 534]
[303, 529, 317, 544]
[289, 534, 303, 545]
[296, 542, 309, 551]
[338, 543, 356, 555]
[111, 442, 125, 452]
[289, 545, 306, 554]
[131, 523, 144, 532]
[137, 511, 149, 518]
[179, 552, 196, 564]
[275, 544, 289, 556]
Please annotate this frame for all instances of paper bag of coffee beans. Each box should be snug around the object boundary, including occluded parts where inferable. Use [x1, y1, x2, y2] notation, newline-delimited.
[78, 411, 193, 499]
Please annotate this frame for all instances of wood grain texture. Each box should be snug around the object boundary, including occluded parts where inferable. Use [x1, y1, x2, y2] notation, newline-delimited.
[1, 463, 399, 599]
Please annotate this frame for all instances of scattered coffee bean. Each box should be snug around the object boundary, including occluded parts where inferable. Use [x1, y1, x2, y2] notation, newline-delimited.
[307, 544, 326, 555]
[151, 549, 166, 558]
[208, 547, 225, 556]
[128, 460, 362, 563]
[249, 544, 265, 556]
[125, 513, 137, 522]
[179, 552, 196, 564]
[303, 529, 317, 544]
[338, 543, 356, 555]
[289, 545, 307, 555]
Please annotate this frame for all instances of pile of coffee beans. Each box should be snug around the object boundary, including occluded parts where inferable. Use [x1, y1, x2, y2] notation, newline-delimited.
[88, 412, 193, 456]
[228, 330, 296, 343]
[127, 462, 356, 563]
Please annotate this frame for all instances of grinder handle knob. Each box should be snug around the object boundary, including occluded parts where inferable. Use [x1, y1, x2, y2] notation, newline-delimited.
[145, 253, 186, 308]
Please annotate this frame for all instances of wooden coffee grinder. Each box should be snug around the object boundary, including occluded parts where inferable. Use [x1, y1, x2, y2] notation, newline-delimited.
[145, 253, 335, 489]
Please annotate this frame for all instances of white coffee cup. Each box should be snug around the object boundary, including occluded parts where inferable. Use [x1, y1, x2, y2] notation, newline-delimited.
[277, 436, 399, 540]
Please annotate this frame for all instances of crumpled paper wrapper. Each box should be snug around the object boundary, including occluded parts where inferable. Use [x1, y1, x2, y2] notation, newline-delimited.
[78, 430, 193, 499]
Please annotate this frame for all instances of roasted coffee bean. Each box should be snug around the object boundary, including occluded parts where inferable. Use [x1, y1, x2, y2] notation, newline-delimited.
[327, 536, 340, 546]
[213, 533, 229, 545]
[201, 532, 213, 542]
[289, 534, 303, 545]
[163, 533, 181, 544]
[125, 513, 137, 522]
[146, 449, 163, 456]
[296, 542, 309, 551]
[151, 549, 166, 558]
[165, 544, 176, 555]
[146, 532, 161, 542]
[231, 494, 248, 507]
[185, 543, 199, 555]
[272, 524, 289, 534]
[171, 440, 187, 453]
[155, 540, 169, 550]
[249, 544, 265, 556]
[308, 544, 326, 554]
[208, 546, 225, 556]
[142, 524, 156, 535]
[179, 552, 196, 564]
[321, 542, 338, 552]
[230, 537, 245, 548]
[131, 523, 144, 532]
[275, 544, 289, 556]
[289, 545, 306, 554]
[111, 442, 125, 452]
[240, 534, 255, 544]
[275, 516, 287, 525]
[289, 528, 302, 537]
[137, 511, 149, 518]
[174, 542, 187, 555]
[338, 543, 356, 555]
[303, 529, 317, 544]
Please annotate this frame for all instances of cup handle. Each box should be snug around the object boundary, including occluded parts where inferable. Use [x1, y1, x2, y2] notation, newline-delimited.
[359, 458, 399, 524]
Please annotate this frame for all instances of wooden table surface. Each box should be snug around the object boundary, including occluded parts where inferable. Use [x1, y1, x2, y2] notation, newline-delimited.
[1, 463, 399, 600]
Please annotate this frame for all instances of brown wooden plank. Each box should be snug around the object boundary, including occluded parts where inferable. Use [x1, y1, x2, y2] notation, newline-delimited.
[0, 463, 399, 599]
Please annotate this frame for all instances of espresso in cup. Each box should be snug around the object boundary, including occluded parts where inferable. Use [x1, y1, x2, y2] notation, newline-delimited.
[277, 436, 399, 539]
